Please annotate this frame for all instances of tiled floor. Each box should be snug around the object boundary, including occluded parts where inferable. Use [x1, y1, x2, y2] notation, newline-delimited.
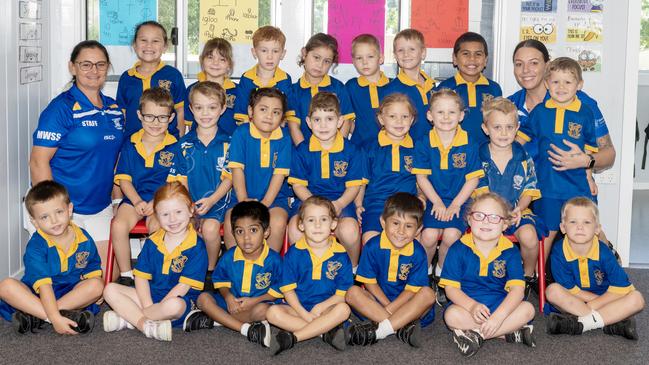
[631, 189, 649, 267]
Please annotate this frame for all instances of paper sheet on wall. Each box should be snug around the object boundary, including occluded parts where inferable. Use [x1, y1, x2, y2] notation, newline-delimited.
[99, 0, 157, 46]
[567, 0, 604, 13]
[566, 13, 603, 42]
[199, 0, 258, 44]
[327, 0, 385, 64]
[521, 0, 557, 13]
[520, 13, 557, 44]
[566, 45, 602, 72]
[411, 0, 468, 49]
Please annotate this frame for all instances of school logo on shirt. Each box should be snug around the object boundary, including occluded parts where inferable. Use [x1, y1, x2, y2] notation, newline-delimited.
[255, 272, 272, 290]
[452, 153, 467, 169]
[171, 255, 188, 273]
[326, 261, 343, 280]
[512, 175, 524, 190]
[217, 156, 226, 171]
[333, 161, 348, 177]
[272, 152, 278, 168]
[112, 118, 124, 130]
[492, 260, 507, 278]
[158, 79, 172, 91]
[158, 151, 175, 167]
[568, 122, 582, 139]
[594, 269, 605, 286]
[403, 156, 414, 172]
[398, 263, 413, 280]
[226, 94, 236, 109]
[75, 251, 90, 269]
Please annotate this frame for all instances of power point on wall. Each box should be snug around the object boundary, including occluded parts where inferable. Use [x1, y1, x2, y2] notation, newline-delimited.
[594, 169, 616, 185]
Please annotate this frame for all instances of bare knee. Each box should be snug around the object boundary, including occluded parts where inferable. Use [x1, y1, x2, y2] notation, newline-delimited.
[545, 283, 565, 302]
[421, 229, 440, 248]
[443, 305, 464, 327]
[345, 285, 364, 304]
[265, 305, 282, 323]
[520, 301, 535, 320]
[103, 282, 121, 300]
[517, 226, 538, 249]
[166, 297, 187, 317]
[629, 290, 645, 312]
[197, 292, 212, 309]
[417, 286, 436, 306]
[251, 303, 270, 319]
[0, 278, 21, 297]
[86, 277, 105, 297]
[331, 302, 351, 319]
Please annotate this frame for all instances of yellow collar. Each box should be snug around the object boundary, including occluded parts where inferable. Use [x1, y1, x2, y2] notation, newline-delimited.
[378, 130, 413, 148]
[149, 224, 198, 256]
[243, 66, 288, 88]
[249, 123, 283, 140]
[453, 72, 489, 86]
[460, 233, 513, 276]
[563, 237, 600, 262]
[357, 72, 389, 87]
[130, 129, 178, 167]
[545, 97, 582, 112]
[295, 236, 346, 256]
[429, 127, 468, 149]
[300, 74, 332, 89]
[379, 231, 414, 256]
[196, 72, 236, 90]
[39, 223, 87, 273]
[127, 61, 165, 79]
[309, 132, 344, 153]
[396, 69, 434, 90]
[233, 241, 270, 266]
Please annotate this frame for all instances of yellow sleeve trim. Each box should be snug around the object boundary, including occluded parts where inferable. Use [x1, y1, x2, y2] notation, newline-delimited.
[174, 101, 185, 109]
[355, 275, 377, 284]
[133, 269, 152, 280]
[228, 162, 245, 169]
[221, 171, 232, 180]
[411, 168, 432, 175]
[185, 120, 193, 127]
[568, 286, 582, 294]
[280, 283, 297, 293]
[585, 145, 599, 153]
[268, 288, 284, 299]
[438, 278, 460, 289]
[179, 276, 204, 291]
[234, 113, 249, 122]
[83, 270, 103, 280]
[335, 289, 347, 297]
[273, 168, 290, 176]
[33, 277, 53, 293]
[214, 281, 232, 289]
[517, 130, 531, 142]
[287, 116, 301, 124]
[521, 189, 541, 200]
[345, 179, 365, 188]
[114, 174, 132, 184]
[285, 110, 296, 118]
[465, 170, 485, 181]
[607, 285, 635, 295]
[288, 177, 308, 186]
[473, 186, 489, 198]
[404, 284, 422, 293]
[505, 279, 525, 292]
[343, 113, 356, 121]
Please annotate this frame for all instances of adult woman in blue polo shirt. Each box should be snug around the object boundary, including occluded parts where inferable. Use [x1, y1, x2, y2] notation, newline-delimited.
[29, 40, 124, 270]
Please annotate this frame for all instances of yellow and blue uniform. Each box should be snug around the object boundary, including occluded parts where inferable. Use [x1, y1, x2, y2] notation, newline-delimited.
[226, 123, 292, 211]
[279, 237, 353, 311]
[288, 133, 364, 218]
[133, 225, 208, 327]
[32, 84, 124, 215]
[381, 70, 435, 139]
[0, 224, 103, 321]
[412, 127, 484, 231]
[436, 73, 502, 143]
[233, 66, 294, 123]
[518, 97, 598, 231]
[345, 73, 390, 147]
[114, 130, 179, 206]
[361, 131, 417, 233]
[439, 233, 525, 312]
[355, 232, 435, 326]
[546, 237, 635, 314]
[168, 128, 231, 222]
[117, 62, 186, 138]
[184, 72, 238, 136]
[210, 242, 283, 310]
[287, 75, 355, 141]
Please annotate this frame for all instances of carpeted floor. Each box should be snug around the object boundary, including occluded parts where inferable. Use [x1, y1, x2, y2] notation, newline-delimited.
[1, 269, 648, 365]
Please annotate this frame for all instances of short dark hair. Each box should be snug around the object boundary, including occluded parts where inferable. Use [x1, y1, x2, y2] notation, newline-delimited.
[231, 201, 270, 231]
[139, 87, 174, 114]
[308, 91, 340, 117]
[248, 87, 287, 114]
[133, 21, 168, 45]
[298, 196, 337, 224]
[25, 180, 70, 216]
[381, 193, 424, 227]
[453, 31, 489, 56]
[189, 81, 226, 108]
[513, 39, 550, 63]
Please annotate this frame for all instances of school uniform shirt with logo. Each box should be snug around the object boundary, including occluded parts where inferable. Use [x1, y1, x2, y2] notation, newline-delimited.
[381, 70, 435, 139]
[345, 73, 390, 147]
[184, 72, 238, 136]
[233, 66, 294, 123]
[117, 62, 186, 138]
[32, 84, 124, 214]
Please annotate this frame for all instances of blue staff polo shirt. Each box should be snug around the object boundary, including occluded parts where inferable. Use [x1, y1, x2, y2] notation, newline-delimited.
[346, 73, 390, 147]
[381, 69, 435, 139]
[184, 72, 238, 136]
[233, 66, 294, 123]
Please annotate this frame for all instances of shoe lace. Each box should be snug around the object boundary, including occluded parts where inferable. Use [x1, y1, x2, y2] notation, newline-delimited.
[247, 323, 262, 344]
[513, 330, 522, 343]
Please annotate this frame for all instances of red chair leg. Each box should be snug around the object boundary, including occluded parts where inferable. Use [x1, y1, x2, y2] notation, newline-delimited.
[105, 226, 115, 286]
[537, 238, 546, 313]
[280, 230, 289, 257]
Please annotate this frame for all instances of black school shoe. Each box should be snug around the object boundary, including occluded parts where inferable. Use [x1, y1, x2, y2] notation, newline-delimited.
[396, 320, 422, 348]
[546, 313, 583, 335]
[116, 276, 135, 287]
[12, 311, 45, 334]
[347, 320, 378, 346]
[322, 324, 347, 351]
[505, 324, 536, 347]
[183, 310, 215, 332]
[247, 321, 271, 347]
[270, 330, 297, 356]
[524, 275, 539, 300]
[203, 270, 214, 293]
[452, 329, 484, 357]
[60, 309, 95, 334]
[603, 317, 638, 340]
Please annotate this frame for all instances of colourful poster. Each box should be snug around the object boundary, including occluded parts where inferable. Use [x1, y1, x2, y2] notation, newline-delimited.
[567, 0, 604, 13]
[566, 45, 602, 72]
[99, 0, 156, 46]
[521, 0, 558, 13]
[328, 0, 385, 64]
[199, 0, 258, 44]
[566, 13, 603, 42]
[411, 0, 468, 48]
[520, 14, 557, 44]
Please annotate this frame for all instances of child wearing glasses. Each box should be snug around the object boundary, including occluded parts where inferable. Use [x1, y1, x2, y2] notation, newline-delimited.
[110, 88, 180, 286]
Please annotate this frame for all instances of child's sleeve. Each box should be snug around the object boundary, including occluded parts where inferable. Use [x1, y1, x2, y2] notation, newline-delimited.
[287, 145, 309, 187]
[465, 145, 485, 181]
[549, 243, 580, 294]
[133, 241, 154, 281]
[582, 108, 599, 153]
[226, 128, 246, 172]
[354, 244, 378, 285]
[361, 147, 371, 185]
[405, 244, 431, 293]
[22, 239, 54, 293]
[279, 250, 300, 293]
[81, 237, 103, 280]
[411, 136, 432, 175]
[171, 70, 187, 110]
[273, 136, 291, 176]
[233, 81, 251, 123]
[439, 243, 464, 290]
[167, 146, 187, 183]
[473, 168, 490, 196]
[518, 108, 539, 143]
[32, 102, 70, 148]
[212, 254, 232, 291]
[334, 254, 354, 297]
[114, 144, 133, 185]
[344, 144, 365, 187]
[337, 84, 356, 121]
[602, 244, 635, 295]
[521, 153, 541, 201]
[504, 247, 525, 292]
[286, 87, 301, 124]
[267, 254, 284, 299]
[183, 88, 194, 126]
[178, 243, 208, 292]
[116, 74, 128, 112]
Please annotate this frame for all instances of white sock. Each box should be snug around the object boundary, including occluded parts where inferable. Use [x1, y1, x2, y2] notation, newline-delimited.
[352, 266, 358, 275]
[578, 310, 605, 332]
[375, 319, 395, 340]
[121, 270, 133, 278]
[435, 264, 442, 277]
[240, 322, 251, 336]
[427, 265, 433, 275]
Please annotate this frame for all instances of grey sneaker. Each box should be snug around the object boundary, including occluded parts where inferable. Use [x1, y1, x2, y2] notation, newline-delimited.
[452, 329, 484, 357]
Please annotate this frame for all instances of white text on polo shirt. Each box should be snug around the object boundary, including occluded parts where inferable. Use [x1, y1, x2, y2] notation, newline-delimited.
[36, 131, 61, 141]
[82, 120, 98, 127]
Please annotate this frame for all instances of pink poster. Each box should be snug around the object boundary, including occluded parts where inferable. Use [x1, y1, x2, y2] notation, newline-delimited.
[328, 0, 385, 64]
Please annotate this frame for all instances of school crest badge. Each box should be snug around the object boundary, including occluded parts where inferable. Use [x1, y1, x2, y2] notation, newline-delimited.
[159, 151, 175, 167]
[492, 260, 507, 278]
[398, 263, 413, 281]
[226, 94, 236, 109]
[255, 272, 272, 290]
[568, 122, 582, 139]
[403, 156, 414, 172]
[333, 161, 348, 177]
[452, 153, 467, 169]
[326, 261, 342, 280]
[112, 118, 124, 130]
[171, 255, 188, 273]
[594, 269, 605, 286]
[75, 251, 90, 269]
[512, 175, 524, 190]
[158, 79, 172, 91]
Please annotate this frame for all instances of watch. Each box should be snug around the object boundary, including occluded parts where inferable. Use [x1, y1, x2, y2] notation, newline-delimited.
[586, 154, 595, 170]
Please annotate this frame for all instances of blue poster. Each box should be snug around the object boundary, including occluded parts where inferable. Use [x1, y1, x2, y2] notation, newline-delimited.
[99, 0, 157, 46]
[521, 0, 557, 13]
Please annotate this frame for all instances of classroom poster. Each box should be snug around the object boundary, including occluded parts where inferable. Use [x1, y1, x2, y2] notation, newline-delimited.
[328, 0, 385, 64]
[566, 45, 602, 72]
[567, 0, 604, 13]
[411, 0, 468, 48]
[520, 13, 557, 44]
[566, 13, 603, 42]
[99, 0, 156, 46]
[521, 0, 558, 13]
[199, 0, 258, 44]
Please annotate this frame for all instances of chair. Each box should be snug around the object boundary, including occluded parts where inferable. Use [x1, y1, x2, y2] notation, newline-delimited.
[104, 219, 148, 285]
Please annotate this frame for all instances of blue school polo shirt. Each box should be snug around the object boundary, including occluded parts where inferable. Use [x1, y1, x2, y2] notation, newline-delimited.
[212, 242, 283, 299]
[133, 225, 208, 298]
[32, 84, 124, 214]
[114, 129, 179, 204]
[550, 237, 634, 296]
[117, 62, 186, 137]
[355, 232, 429, 301]
[288, 133, 364, 199]
[280, 237, 354, 310]
[518, 97, 598, 200]
[233, 66, 294, 123]
[287, 74, 356, 141]
[362, 131, 418, 212]
[439, 233, 525, 311]
[346, 73, 390, 147]
[411, 127, 484, 202]
[381, 70, 435, 139]
[227, 123, 292, 202]
[436, 72, 502, 143]
[184, 73, 238, 136]
[22, 224, 103, 294]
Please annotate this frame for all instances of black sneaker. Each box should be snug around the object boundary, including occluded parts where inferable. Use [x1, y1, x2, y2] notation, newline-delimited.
[60, 309, 95, 334]
[270, 330, 297, 356]
[347, 320, 378, 346]
[247, 321, 271, 347]
[603, 317, 638, 340]
[183, 310, 215, 332]
[546, 313, 583, 335]
[524, 275, 539, 300]
[116, 276, 135, 287]
[203, 270, 214, 293]
[322, 324, 347, 351]
[505, 325, 536, 347]
[435, 285, 448, 307]
[11, 311, 44, 334]
[452, 329, 484, 357]
[396, 320, 422, 348]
